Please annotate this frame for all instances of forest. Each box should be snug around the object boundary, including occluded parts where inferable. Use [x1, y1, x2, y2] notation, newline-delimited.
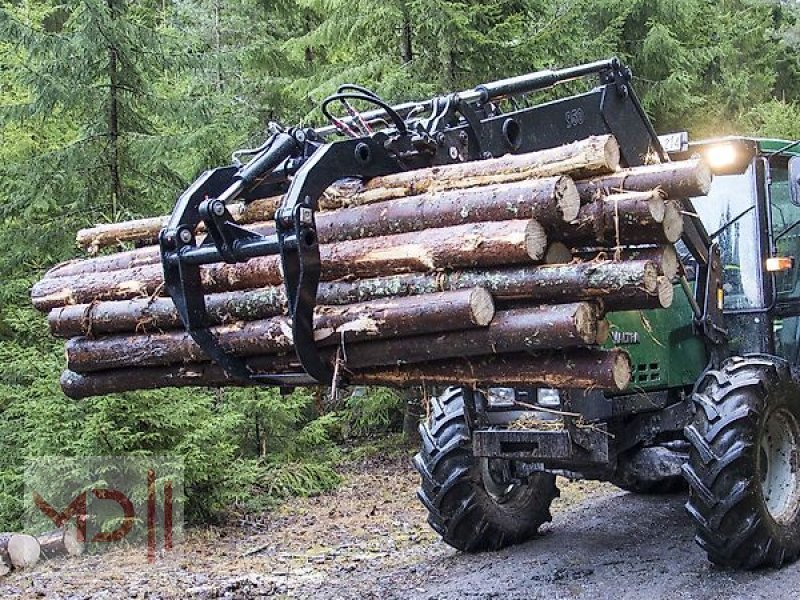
[1, 0, 800, 528]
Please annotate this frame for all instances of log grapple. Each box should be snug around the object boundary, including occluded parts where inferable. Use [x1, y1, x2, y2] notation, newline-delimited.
[158, 57, 717, 388]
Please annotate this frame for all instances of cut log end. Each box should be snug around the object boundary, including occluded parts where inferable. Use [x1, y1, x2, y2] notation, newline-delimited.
[656, 276, 674, 308]
[544, 242, 572, 265]
[603, 136, 622, 173]
[695, 161, 713, 195]
[612, 351, 632, 390]
[555, 177, 581, 222]
[468, 287, 495, 326]
[647, 194, 667, 223]
[6, 534, 40, 568]
[663, 202, 684, 243]
[660, 245, 679, 281]
[524, 219, 548, 261]
[642, 260, 659, 294]
[573, 302, 599, 344]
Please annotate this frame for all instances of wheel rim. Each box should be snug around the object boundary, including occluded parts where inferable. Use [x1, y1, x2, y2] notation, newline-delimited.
[760, 407, 800, 524]
[480, 458, 519, 503]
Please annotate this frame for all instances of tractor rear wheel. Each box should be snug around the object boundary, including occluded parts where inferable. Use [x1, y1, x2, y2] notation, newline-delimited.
[413, 387, 559, 552]
[683, 355, 800, 568]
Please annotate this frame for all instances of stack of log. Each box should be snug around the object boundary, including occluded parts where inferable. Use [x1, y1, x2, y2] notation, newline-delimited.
[0, 528, 83, 576]
[30, 135, 711, 399]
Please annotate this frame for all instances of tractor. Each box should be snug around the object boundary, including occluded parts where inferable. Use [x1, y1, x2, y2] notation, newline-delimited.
[158, 58, 800, 569]
[414, 134, 800, 569]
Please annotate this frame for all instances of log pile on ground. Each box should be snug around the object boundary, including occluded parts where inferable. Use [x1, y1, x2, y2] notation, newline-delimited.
[0, 528, 83, 576]
[31, 135, 711, 399]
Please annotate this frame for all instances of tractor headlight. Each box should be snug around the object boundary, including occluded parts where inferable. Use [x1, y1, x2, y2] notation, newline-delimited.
[536, 388, 560, 407]
[487, 387, 516, 407]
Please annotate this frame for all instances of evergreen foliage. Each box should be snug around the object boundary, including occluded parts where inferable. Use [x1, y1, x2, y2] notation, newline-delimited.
[2, 0, 800, 528]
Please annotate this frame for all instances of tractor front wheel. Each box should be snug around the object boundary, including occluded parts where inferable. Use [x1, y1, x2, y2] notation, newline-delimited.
[683, 355, 800, 568]
[413, 387, 559, 552]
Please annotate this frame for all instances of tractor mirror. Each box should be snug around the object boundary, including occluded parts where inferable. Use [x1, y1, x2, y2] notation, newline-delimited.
[789, 156, 800, 206]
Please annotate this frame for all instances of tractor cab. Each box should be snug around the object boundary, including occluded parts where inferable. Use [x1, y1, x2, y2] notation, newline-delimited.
[669, 136, 800, 362]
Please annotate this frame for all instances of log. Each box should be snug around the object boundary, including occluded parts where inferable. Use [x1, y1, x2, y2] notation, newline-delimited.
[37, 528, 84, 559]
[351, 348, 631, 390]
[604, 276, 674, 311]
[32, 220, 545, 311]
[74, 197, 283, 254]
[75, 136, 618, 252]
[358, 135, 619, 199]
[0, 533, 40, 569]
[561, 190, 682, 246]
[48, 261, 659, 337]
[575, 158, 711, 202]
[338, 304, 603, 367]
[576, 245, 679, 280]
[66, 288, 495, 372]
[59, 348, 632, 399]
[49, 287, 288, 337]
[48, 178, 576, 280]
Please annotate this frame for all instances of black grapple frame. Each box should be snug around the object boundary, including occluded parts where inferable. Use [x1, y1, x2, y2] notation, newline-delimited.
[158, 58, 719, 389]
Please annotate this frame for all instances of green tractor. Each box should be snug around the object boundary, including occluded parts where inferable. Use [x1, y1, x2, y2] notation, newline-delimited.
[413, 135, 800, 569]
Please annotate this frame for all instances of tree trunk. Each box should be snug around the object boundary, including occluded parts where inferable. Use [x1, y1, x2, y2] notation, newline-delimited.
[33, 219, 545, 311]
[575, 158, 711, 202]
[50, 177, 575, 280]
[65, 288, 494, 372]
[106, 0, 123, 220]
[48, 260, 658, 337]
[60, 348, 632, 399]
[37, 528, 84, 559]
[75, 136, 617, 252]
[0, 533, 40, 569]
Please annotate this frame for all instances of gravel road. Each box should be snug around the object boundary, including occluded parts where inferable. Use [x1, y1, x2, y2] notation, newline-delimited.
[323, 490, 800, 600]
[2, 452, 799, 599]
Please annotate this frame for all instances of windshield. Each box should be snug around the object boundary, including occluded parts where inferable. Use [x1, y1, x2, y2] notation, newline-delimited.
[692, 164, 763, 310]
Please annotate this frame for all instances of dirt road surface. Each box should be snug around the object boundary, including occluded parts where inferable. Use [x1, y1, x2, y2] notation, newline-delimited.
[1, 450, 798, 599]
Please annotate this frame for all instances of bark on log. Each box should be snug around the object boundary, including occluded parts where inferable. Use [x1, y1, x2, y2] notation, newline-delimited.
[357, 135, 619, 199]
[37, 528, 84, 559]
[576, 159, 711, 202]
[75, 136, 617, 252]
[50, 178, 575, 280]
[0, 533, 40, 569]
[604, 276, 674, 311]
[561, 190, 682, 246]
[60, 348, 632, 399]
[74, 196, 283, 254]
[575, 245, 680, 280]
[49, 287, 287, 337]
[48, 260, 658, 337]
[66, 288, 495, 372]
[338, 304, 603, 367]
[33, 220, 545, 311]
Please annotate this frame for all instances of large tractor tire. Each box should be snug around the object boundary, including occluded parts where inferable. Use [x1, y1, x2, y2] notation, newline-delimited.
[413, 387, 559, 552]
[683, 355, 800, 569]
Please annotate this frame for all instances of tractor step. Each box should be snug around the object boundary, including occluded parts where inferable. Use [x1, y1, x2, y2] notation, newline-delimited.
[473, 427, 610, 465]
